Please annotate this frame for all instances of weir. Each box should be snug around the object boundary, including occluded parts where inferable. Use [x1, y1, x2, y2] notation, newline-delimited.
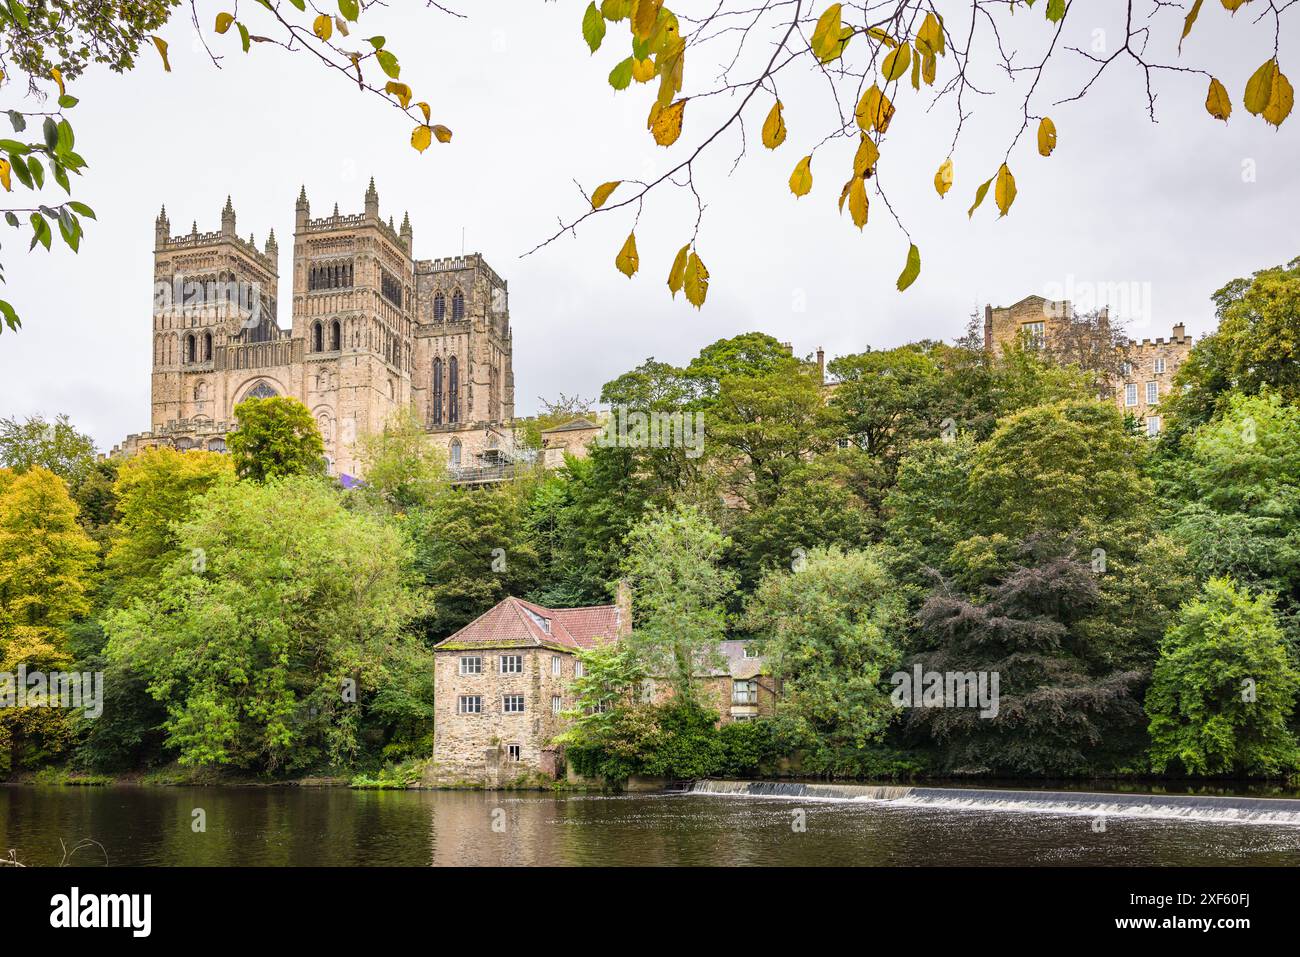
[687, 780, 1300, 825]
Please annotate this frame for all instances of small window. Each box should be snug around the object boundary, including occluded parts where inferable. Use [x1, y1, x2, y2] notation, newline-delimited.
[459, 656, 482, 675]
[500, 654, 522, 674]
[590, 699, 610, 714]
[1021, 321, 1045, 348]
[733, 680, 757, 705]
[506, 743, 521, 761]
[503, 694, 525, 714]
[742, 644, 759, 659]
[1124, 383, 1138, 407]
[1146, 381, 1159, 405]
[1154, 357, 1166, 374]
[1120, 361, 1132, 377]
[1146, 416, 1162, 437]
[574, 660, 586, 678]
[457, 695, 482, 714]
[551, 655, 562, 676]
[551, 695, 562, 715]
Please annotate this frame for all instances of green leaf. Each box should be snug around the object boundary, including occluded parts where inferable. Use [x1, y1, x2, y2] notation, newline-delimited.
[4, 211, 18, 227]
[582, 2, 606, 53]
[27, 155, 43, 189]
[338, 0, 359, 21]
[42, 116, 57, 151]
[67, 200, 96, 219]
[0, 139, 29, 154]
[288, 0, 305, 9]
[29, 212, 51, 251]
[1045, 0, 1066, 21]
[0, 298, 21, 333]
[376, 49, 400, 78]
[58, 94, 78, 109]
[8, 154, 32, 189]
[238, 22, 250, 53]
[7, 110, 25, 132]
[896, 243, 921, 291]
[608, 56, 634, 90]
[367, 36, 385, 49]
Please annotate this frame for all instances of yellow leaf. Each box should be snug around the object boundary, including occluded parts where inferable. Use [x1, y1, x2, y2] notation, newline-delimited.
[915, 13, 945, 57]
[1205, 77, 1232, 121]
[431, 125, 452, 143]
[762, 100, 787, 149]
[51, 67, 64, 97]
[313, 14, 333, 42]
[1180, 0, 1203, 52]
[651, 98, 686, 146]
[994, 163, 1016, 217]
[1264, 69, 1294, 126]
[934, 157, 953, 197]
[152, 36, 171, 72]
[615, 232, 639, 278]
[1221, 0, 1249, 10]
[847, 176, 868, 229]
[0, 158, 10, 192]
[591, 181, 621, 209]
[632, 0, 663, 40]
[1245, 59, 1277, 115]
[811, 4, 843, 61]
[881, 44, 910, 82]
[215, 12, 235, 34]
[1037, 117, 1057, 156]
[385, 81, 412, 109]
[910, 48, 921, 90]
[896, 243, 921, 292]
[866, 27, 897, 48]
[417, 102, 431, 123]
[632, 57, 657, 83]
[922, 51, 936, 86]
[853, 134, 878, 177]
[855, 84, 894, 133]
[968, 176, 992, 218]
[684, 252, 709, 308]
[411, 124, 432, 152]
[838, 179, 852, 212]
[667, 243, 690, 297]
[789, 155, 813, 197]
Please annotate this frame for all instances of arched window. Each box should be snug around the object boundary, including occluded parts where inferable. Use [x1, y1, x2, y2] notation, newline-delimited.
[451, 289, 465, 321]
[433, 292, 446, 321]
[203, 332, 213, 362]
[329, 320, 341, 351]
[184, 334, 195, 364]
[449, 438, 462, 469]
[431, 358, 443, 425]
[312, 321, 323, 353]
[448, 355, 459, 424]
[208, 438, 226, 453]
[244, 380, 278, 400]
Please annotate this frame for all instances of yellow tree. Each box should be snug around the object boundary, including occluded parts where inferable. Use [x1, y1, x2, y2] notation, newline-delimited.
[0, 467, 98, 773]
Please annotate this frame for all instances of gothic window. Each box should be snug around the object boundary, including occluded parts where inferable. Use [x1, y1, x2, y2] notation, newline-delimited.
[448, 356, 459, 424]
[312, 321, 323, 353]
[329, 320, 341, 351]
[381, 269, 402, 308]
[245, 380, 278, 400]
[184, 333, 196, 364]
[431, 358, 443, 424]
[433, 292, 446, 321]
[450, 438, 462, 468]
[451, 289, 465, 320]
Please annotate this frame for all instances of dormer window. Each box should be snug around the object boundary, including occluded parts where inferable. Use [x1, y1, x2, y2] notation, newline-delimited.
[523, 608, 551, 634]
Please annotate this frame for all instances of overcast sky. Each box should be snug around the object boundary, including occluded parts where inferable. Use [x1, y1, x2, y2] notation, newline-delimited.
[0, 1, 1296, 452]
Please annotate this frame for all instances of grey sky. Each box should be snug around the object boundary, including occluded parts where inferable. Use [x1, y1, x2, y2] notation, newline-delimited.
[0, 1, 1296, 452]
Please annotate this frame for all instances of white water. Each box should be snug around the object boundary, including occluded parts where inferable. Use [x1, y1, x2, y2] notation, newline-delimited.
[688, 780, 1300, 826]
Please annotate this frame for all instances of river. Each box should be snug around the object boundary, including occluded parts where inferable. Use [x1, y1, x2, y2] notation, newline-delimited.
[4, 782, 1300, 866]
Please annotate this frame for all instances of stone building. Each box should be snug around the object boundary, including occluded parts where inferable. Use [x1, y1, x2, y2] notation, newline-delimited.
[113, 182, 515, 477]
[983, 294, 1193, 436]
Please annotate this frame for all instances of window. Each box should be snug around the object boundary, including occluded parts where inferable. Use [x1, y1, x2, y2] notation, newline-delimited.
[459, 656, 482, 675]
[203, 332, 213, 362]
[1120, 361, 1132, 377]
[742, 644, 759, 659]
[1021, 321, 1045, 348]
[380, 269, 402, 308]
[574, 660, 585, 678]
[448, 356, 459, 423]
[184, 333, 196, 364]
[638, 678, 656, 703]
[449, 438, 461, 468]
[551, 695, 562, 715]
[1154, 357, 1166, 374]
[457, 695, 482, 714]
[312, 321, 323, 353]
[1146, 381, 1158, 405]
[1146, 416, 1162, 437]
[733, 680, 757, 705]
[500, 654, 522, 674]
[329, 320, 341, 351]
[431, 358, 444, 425]
[452, 289, 465, 320]
[1124, 383, 1138, 407]
[433, 291, 446, 321]
[551, 655, 562, 676]
[503, 695, 525, 714]
[506, 743, 521, 761]
[590, 699, 610, 714]
[523, 609, 551, 634]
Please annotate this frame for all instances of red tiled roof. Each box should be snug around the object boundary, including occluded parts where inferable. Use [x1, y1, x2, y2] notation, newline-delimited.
[434, 596, 625, 650]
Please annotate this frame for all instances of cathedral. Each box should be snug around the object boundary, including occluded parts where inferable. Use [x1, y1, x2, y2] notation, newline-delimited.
[114, 181, 516, 477]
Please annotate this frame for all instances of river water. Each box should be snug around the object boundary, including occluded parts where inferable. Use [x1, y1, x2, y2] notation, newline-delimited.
[3, 783, 1300, 866]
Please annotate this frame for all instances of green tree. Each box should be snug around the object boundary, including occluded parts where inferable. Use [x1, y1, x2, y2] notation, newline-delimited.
[0, 413, 97, 485]
[1146, 578, 1300, 777]
[355, 405, 446, 511]
[620, 504, 736, 703]
[0, 466, 98, 773]
[227, 396, 325, 483]
[102, 476, 431, 773]
[745, 546, 904, 765]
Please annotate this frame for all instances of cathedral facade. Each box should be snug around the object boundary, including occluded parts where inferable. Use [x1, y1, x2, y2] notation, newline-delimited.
[114, 181, 515, 477]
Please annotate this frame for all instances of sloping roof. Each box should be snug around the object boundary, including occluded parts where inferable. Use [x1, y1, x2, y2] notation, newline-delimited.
[434, 596, 623, 651]
[540, 417, 601, 434]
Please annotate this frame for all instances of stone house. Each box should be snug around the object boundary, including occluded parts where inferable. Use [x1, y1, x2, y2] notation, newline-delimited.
[641, 640, 779, 724]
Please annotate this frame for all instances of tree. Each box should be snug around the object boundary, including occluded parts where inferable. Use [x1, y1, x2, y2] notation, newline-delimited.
[227, 396, 325, 483]
[744, 546, 904, 766]
[105, 446, 233, 603]
[1146, 578, 1300, 777]
[102, 476, 431, 773]
[620, 504, 736, 702]
[531, 1, 1290, 303]
[0, 466, 98, 773]
[355, 405, 446, 511]
[0, 413, 97, 485]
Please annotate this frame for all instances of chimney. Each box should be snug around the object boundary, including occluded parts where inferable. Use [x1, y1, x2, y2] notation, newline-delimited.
[615, 579, 632, 636]
[816, 346, 825, 384]
[1172, 323, 1186, 340]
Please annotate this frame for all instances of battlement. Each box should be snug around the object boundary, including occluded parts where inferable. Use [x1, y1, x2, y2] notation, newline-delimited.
[158, 228, 277, 273]
[419, 253, 506, 288]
